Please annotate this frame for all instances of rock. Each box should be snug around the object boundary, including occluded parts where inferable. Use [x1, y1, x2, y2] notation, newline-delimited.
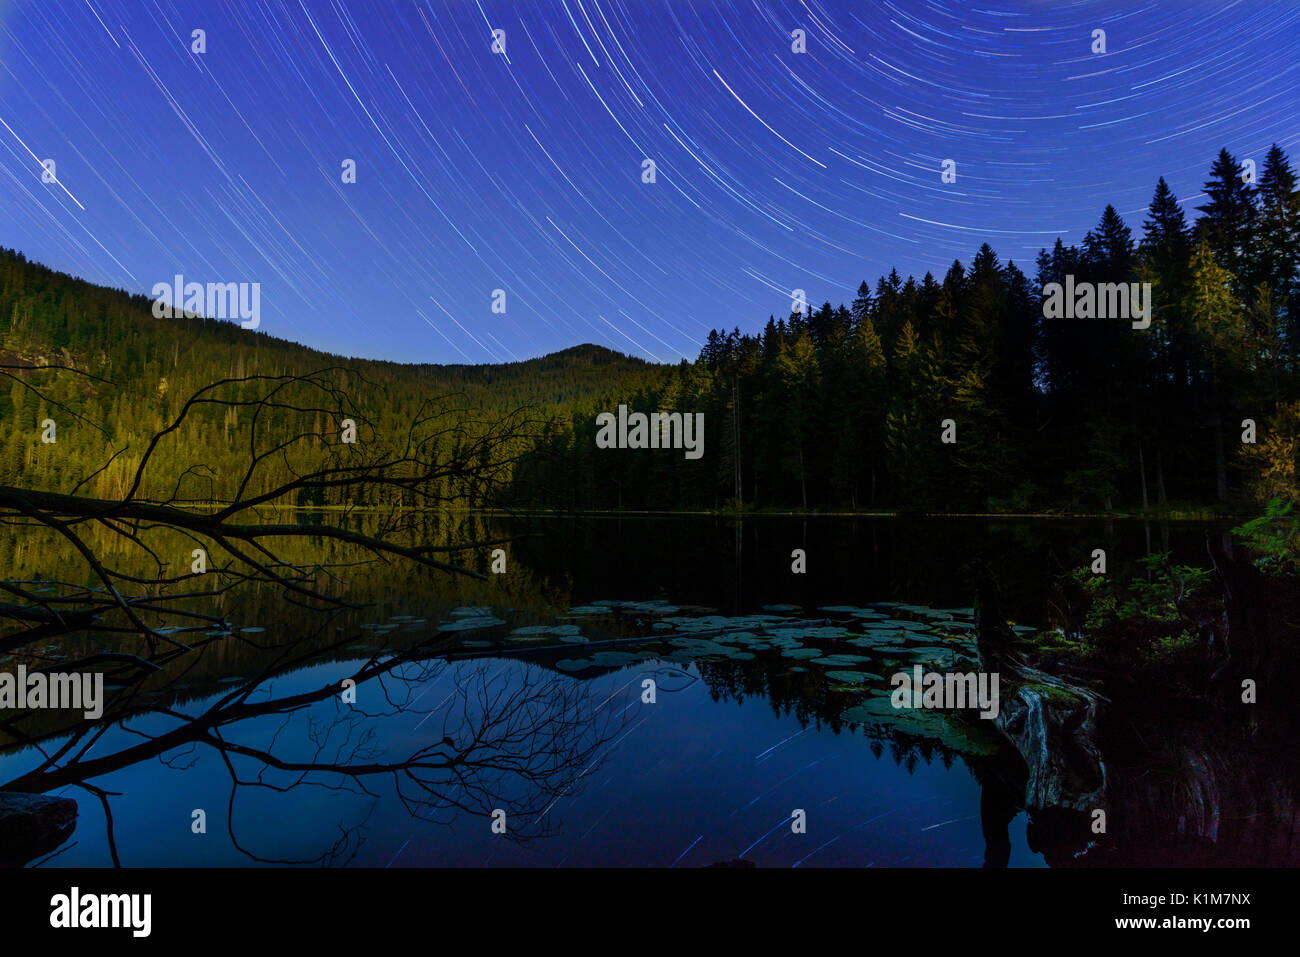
[0, 791, 77, 867]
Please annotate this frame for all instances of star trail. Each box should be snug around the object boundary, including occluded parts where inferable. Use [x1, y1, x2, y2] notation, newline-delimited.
[1, 0, 1298, 363]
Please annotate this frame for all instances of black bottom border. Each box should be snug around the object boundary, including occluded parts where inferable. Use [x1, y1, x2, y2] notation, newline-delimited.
[0, 866, 1281, 944]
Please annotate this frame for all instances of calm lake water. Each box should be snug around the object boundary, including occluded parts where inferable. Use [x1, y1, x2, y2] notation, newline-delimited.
[0, 515, 1242, 867]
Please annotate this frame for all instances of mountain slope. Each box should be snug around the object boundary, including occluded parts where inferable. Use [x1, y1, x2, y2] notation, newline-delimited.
[0, 246, 666, 497]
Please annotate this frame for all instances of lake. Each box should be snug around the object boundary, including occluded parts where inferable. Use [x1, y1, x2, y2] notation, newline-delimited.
[0, 514, 1274, 867]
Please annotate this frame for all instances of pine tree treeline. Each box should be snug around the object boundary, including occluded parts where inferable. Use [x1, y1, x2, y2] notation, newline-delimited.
[3, 145, 1296, 515]
[512, 146, 1300, 513]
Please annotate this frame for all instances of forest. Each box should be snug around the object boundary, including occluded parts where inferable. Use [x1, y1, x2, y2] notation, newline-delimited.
[511, 146, 1300, 516]
[1, 144, 1297, 519]
[0, 251, 659, 507]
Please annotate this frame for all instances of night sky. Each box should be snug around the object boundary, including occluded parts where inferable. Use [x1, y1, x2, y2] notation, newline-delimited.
[2, 1, 1298, 364]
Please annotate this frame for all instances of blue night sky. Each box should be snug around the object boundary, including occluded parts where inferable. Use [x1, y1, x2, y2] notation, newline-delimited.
[2, 0, 1298, 364]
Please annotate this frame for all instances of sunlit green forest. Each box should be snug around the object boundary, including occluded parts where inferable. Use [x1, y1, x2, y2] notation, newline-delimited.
[0, 248, 663, 505]
[2, 145, 1298, 517]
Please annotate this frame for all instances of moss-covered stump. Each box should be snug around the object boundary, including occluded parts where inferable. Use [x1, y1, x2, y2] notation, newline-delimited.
[975, 564, 1108, 816]
[994, 673, 1107, 813]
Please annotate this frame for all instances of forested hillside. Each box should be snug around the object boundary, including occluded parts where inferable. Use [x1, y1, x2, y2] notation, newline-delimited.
[0, 248, 662, 504]
[4, 144, 1298, 516]
[512, 146, 1300, 514]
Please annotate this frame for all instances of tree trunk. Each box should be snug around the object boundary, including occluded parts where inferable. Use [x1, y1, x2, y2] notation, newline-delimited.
[1155, 448, 1168, 507]
[732, 378, 742, 505]
[1138, 441, 1150, 511]
[1212, 406, 1228, 501]
[798, 445, 807, 510]
[1211, 371, 1227, 502]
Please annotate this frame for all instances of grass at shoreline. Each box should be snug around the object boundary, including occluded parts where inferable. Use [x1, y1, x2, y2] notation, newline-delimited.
[215, 503, 1249, 521]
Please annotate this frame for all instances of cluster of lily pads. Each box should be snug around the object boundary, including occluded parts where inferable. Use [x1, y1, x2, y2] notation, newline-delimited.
[424, 600, 1003, 671]
[409, 599, 1031, 758]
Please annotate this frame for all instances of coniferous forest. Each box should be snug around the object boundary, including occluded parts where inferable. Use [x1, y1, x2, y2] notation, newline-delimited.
[513, 146, 1300, 515]
[3, 147, 1298, 522]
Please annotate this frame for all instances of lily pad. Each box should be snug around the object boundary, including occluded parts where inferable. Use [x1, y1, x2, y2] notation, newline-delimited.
[840, 697, 1006, 756]
[825, 670, 884, 684]
[811, 654, 872, 667]
[766, 626, 848, 641]
[439, 616, 506, 632]
[901, 645, 968, 661]
[842, 697, 906, 720]
[564, 605, 609, 615]
[846, 633, 908, 648]
[927, 607, 975, 617]
[509, 624, 583, 640]
[450, 606, 493, 617]
[668, 638, 734, 656]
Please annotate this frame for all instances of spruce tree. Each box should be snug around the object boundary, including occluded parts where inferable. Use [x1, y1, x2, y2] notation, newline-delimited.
[1257, 144, 1300, 363]
[1196, 148, 1256, 295]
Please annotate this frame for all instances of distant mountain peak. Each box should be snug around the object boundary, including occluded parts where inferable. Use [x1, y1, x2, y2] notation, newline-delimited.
[543, 343, 643, 365]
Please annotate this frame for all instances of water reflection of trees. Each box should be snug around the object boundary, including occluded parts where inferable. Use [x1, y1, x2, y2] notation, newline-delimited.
[3, 630, 627, 866]
[685, 642, 1300, 868]
[0, 366, 538, 673]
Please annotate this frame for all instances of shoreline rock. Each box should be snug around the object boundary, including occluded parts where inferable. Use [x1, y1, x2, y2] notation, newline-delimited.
[0, 791, 77, 867]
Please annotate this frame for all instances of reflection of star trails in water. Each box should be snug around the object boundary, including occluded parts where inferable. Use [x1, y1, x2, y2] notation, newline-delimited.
[532, 710, 658, 825]
[386, 834, 413, 868]
[593, 675, 643, 712]
[670, 834, 703, 868]
[920, 814, 978, 832]
[412, 690, 457, 730]
[387, 783, 466, 865]
[754, 726, 810, 763]
[730, 758, 826, 819]
[738, 812, 798, 859]
[792, 809, 896, 867]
